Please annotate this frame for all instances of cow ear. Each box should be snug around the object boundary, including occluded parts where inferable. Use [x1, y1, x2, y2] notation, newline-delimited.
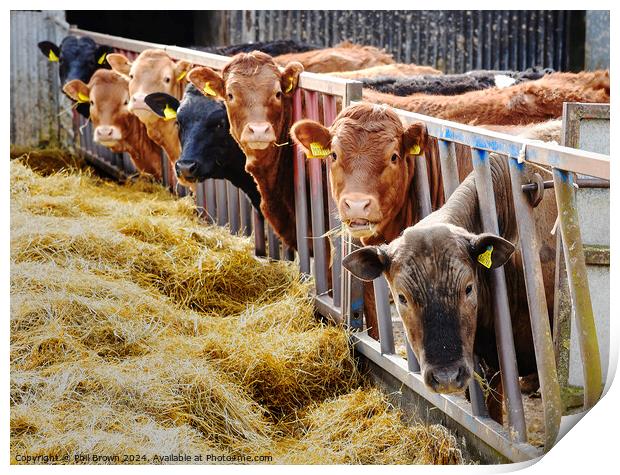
[106, 53, 132, 76]
[174, 60, 193, 83]
[290, 120, 332, 159]
[145, 93, 180, 120]
[187, 67, 225, 99]
[94, 45, 114, 67]
[403, 121, 429, 156]
[281, 61, 304, 96]
[63, 80, 90, 103]
[469, 233, 515, 270]
[342, 246, 390, 282]
[38, 41, 60, 62]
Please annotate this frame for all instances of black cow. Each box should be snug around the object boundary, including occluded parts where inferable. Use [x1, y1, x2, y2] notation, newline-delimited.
[144, 85, 262, 213]
[38, 35, 114, 117]
[192, 39, 319, 57]
[362, 67, 555, 96]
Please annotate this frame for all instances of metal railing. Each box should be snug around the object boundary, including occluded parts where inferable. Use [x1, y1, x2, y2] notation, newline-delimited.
[68, 28, 609, 463]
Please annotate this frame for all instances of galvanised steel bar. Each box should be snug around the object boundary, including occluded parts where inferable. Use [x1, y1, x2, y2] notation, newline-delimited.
[342, 235, 364, 330]
[215, 179, 228, 227]
[470, 357, 490, 418]
[304, 90, 329, 295]
[413, 153, 433, 218]
[405, 341, 420, 373]
[239, 193, 253, 237]
[471, 148, 527, 443]
[254, 210, 266, 258]
[322, 93, 342, 308]
[267, 226, 281, 260]
[553, 168, 603, 410]
[195, 182, 206, 220]
[226, 182, 240, 235]
[373, 276, 395, 355]
[437, 139, 461, 200]
[205, 179, 217, 225]
[161, 151, 169, 189]
[509, 158, 562, 451]
[292, 89, 311, 274]
[283, 245, 295, 261]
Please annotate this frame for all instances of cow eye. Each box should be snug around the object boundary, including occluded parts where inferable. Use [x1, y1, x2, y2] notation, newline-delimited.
[391, 153, 399, 162]
[275, 91, 282, 99]
[227, 93, 233, 101]
[164, 77, 171, 84]
[123, 99, 128, 106]
[129, 74, 134, 80]
[465, 284, 473, 296]
[398, 294, 407, 305]
[330, 152, 337, 162]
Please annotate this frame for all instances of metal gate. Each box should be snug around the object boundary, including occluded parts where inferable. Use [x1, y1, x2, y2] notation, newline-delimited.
[68, 28, 609, 463]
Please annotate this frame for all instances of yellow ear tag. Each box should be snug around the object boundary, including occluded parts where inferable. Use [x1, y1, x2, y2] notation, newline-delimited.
[477, 245, 493, 269]
[163, 104, 177, 121]
[177, 70, 187, 81]
[48, 50, 59, 62]
[285, 77, 294, 94]
[203, 82, 217, 97]
[77, 92, 90, 103]
[308, 142, 331, 159]
[97, 52, 107, 65]
[409, 144, 421, 155]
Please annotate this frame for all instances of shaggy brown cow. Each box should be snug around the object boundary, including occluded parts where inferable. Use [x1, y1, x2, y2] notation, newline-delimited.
[187, 51, 303, 249]
[342, 152, 557, 424]
[63, 70, 162, 179]
[106, 49, 191, 179]
[362, 70, 610, 125]
[327, 63, 442, 79]
[274, 41, 394, 73]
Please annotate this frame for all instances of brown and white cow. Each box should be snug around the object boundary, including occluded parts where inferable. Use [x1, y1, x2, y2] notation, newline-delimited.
[342, 153, 558, 424]
[63, 70, 163, 180]
[362, 70, 610, 125]
[106, 49, 191, 180]
[274, 41, 394, 73]
[187, 51, 303, 249]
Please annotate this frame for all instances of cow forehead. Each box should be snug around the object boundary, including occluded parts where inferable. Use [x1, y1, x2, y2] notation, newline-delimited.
[226, 70, 280, 93]
[131, 55, 174, 78]
[333, 124, 400, 158]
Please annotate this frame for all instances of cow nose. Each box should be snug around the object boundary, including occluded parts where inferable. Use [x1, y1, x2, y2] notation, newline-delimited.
[426, 365, 469, 393]
[175, 161, 198, 179]
[344, 199, 371, 214]
[247, 123, 271, 135]
[131, 92, 147, 109]
[96, 126, 113, 137]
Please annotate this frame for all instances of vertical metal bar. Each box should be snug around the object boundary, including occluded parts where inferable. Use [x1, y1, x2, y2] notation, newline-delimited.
[195, 181, 206, 220]
[282, 245, 295, 261]
[322, 94, 342, 308]
[205, 179, 217, 225]
[553, 168, 603, 409]
[413, 153, 433, 217]
[227, 182, 240, 234]
[292, 88, 311, 274]
[405, 341, 420, 373]
[215, 179, 228, 226]
[342, 235, 365, 331]
[373, 276, 395, 355]
[471, 148, 527, 443]
[267, 225, 281, 260]
[161, 151, 169, 188]
[437, 139, 461, 200]
[253, 210, 266, 257]
[510, 158, 562, 451]
[470, 357, 490, 417]
[239, 193, 253, 237]
[304, 90, 329, 295]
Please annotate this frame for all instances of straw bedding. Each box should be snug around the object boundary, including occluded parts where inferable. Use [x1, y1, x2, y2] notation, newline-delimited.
[10, 155, 464, 465]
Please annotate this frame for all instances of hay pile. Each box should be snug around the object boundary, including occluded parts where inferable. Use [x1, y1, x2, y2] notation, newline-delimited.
[10, 158, 464, 465]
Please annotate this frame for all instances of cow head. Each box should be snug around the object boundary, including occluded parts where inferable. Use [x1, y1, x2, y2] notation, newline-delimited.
[187, 51, 303, 160]
[342, 224, 515, 394]
[63, 70, 132, 150]
[145, 86, 234, 183]
[291, 103, 428, 242]
[107, 49, 191, 125]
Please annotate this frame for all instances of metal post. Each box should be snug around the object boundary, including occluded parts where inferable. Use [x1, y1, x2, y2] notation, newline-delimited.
[304, 90, 329, 295]
[471, 148, 527, 443]
[239, 193, 253, 237]
[437, 139, 461, 200]
[373, 276, 395, 355]
[510, 158, 562, 450]
[205, 179, 217, 225]
[267, 226, 281, 260]
[253, 210, 266, 257]
[215, 179, 228, 226]
[414, 154, 433, 217]
[226, 182, 240, 234]
[342, 235, 364, 330]
[553, 168, 603, 409]
[292, 89, 311, 274]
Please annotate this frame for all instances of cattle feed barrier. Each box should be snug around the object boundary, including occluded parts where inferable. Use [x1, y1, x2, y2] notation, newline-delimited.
[68, 27, 609, 464]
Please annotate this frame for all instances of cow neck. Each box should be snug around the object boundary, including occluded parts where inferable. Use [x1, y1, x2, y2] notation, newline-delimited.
[122, 116, 163, 177]
[244, 99, 297, 248]
[145, 118, 181, 163]
[225, 146, 263, 211]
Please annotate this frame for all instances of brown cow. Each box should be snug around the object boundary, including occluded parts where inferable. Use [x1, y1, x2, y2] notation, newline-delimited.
[327, 63, 442, 79]
[274, 41, 394, 73]
[63, 70, 163, 179]
[106, 49, 191, 181]
[342, 152, 558, 425]
[362, 70, 610, 125]
[187, 51, 303, 249]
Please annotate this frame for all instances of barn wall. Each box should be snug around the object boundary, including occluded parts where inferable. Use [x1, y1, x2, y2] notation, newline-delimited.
[218, 10, 585, 73]
[10, 10, 73, 148]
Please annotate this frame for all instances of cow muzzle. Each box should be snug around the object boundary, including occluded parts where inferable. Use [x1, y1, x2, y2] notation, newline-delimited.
[94, 125, 122, 146]
[129, 93, 157, 121]
[175, 160, 200, 182]
[339, 193, 381, 238]
[240, 122, 276, 150]
[424, 362, 470, 394]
